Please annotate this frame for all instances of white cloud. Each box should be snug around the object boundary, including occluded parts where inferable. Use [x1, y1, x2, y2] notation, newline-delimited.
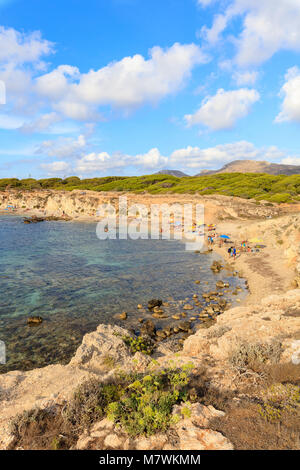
[276, 67, 300, 124]
[40, 140, 295, 176]
[36, 65, 80, 100]
[281, 157, 300, 166]
[197, 0, 215, 5]
[0, 26, 53, 104]
[170, 141, 285, 170]
[0, 113, 26, 129]
[76, 152, 114, 173]
[233, 70, 258, 86]
[0, 25, 207, 127]
[201, 0, 300, 66]
[0, 26, 53, 65]
[75, 147, 168, 174]
[19, 112, 61, 134]
[185, 88, 259, 130]
[36, 134, 87, 158]
[134, 148, 168, 169]
[40, 161, 71, 174]
[34, 43, 207, 120]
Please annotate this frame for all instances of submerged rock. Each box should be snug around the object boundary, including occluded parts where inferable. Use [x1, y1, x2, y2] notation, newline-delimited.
[148, 299, 163, 310]
[117, 312, 127, 321]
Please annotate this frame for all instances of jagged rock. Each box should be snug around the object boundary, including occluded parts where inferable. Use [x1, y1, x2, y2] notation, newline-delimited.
[140, 320, 156, 337]
[69, 324, 132, 372]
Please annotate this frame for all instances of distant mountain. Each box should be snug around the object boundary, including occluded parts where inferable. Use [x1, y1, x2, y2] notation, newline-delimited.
[155, 169, 189, 177]
[196, 160, 300, 176]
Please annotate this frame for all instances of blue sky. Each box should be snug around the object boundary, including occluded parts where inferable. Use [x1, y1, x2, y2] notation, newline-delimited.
[0, 0, 300, 178]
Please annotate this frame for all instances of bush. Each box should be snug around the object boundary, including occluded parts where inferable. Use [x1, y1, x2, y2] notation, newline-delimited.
[63, 378, 126, 432]
[1, 173, 300, 203]
[122, 335, 154, 355]
[229, 341, 282, 371]
[258, 383, 300, 422]
[107, 363, 194, 437]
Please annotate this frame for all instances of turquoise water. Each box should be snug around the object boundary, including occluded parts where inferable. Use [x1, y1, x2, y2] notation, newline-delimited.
[0, 215, 247, 372]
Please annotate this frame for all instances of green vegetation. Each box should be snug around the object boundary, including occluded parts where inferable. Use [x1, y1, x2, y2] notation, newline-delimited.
[1, 172, 300, 203]
[107, 363, 194, 436]
[258, 383, 300, 422]
[9, 361, 300, 450]
[10, 362, 195, 446]
[122, 335, 154, 355]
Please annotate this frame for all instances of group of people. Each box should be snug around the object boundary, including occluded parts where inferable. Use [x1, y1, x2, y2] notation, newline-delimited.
[205, 223, 265, 262]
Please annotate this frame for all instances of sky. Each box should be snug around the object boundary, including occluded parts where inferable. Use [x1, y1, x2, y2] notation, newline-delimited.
[0, 0, 300, 178]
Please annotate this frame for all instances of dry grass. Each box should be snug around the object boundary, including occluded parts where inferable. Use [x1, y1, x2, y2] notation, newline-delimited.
[229, 340, 282, 372]
[10, 407, 76, 450]
[211, 362, 300, 450]
[253, 362, 300, 386]
[211, 402, 300, 450]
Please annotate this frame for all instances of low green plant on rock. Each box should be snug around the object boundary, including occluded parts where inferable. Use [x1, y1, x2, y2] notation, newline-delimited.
[122, 335, 154, 355]
[258, 383, 300, 422]
[107, 362, 194, 437]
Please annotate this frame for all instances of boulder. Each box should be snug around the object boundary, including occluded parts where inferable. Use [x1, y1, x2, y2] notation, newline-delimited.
[140, 320, 156, 337]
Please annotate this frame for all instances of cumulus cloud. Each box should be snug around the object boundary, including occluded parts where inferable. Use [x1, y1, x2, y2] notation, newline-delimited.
[201, 0, 300, 66]
[134, 148, 168, 169]
[0, 26, 53, 65]
[36, 134, 87, 159]
[0, 26, 54, 103]
[169, 141, 285, 170]
[39, 139, 295, 177]
[276, 67, 300, 124]
[75, 147, 168, 174]
[185, 88, 260, 130]
[0, 25, 208, 128]
[40, 160, 71, 174]
[34, 43, 207, 120]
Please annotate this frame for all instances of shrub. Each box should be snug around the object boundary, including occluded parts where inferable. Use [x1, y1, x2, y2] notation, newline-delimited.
[107, 363, 194, 437]
[258, 383, 300, 422]
[63, 378, 125, 432]
[229, 341, 282, 371]
[122, 335, 154, 355]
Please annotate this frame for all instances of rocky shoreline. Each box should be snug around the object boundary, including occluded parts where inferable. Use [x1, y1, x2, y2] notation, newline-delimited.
[0, 190, 299, 450]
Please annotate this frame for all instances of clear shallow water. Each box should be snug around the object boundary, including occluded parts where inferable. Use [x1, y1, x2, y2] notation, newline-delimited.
[0, 215, 247, 372]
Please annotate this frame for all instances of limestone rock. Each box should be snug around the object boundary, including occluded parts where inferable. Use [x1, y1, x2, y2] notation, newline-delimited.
[69, 324, 132, 373]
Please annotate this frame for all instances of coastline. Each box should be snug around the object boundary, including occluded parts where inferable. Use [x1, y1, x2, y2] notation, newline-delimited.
[0, 192, 299, 450]
[1, 189, 299, 306]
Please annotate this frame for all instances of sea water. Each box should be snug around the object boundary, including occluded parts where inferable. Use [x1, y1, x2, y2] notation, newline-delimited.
[0, 215, 247, 372]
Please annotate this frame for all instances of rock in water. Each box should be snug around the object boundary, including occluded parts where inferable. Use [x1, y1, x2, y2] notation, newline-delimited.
[183, 304, 193, 310]
[119, 312, 127, 320]
[148, 299, 163, 310]
[27, 316, 43, 325]
[140, 320, 156, 337]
